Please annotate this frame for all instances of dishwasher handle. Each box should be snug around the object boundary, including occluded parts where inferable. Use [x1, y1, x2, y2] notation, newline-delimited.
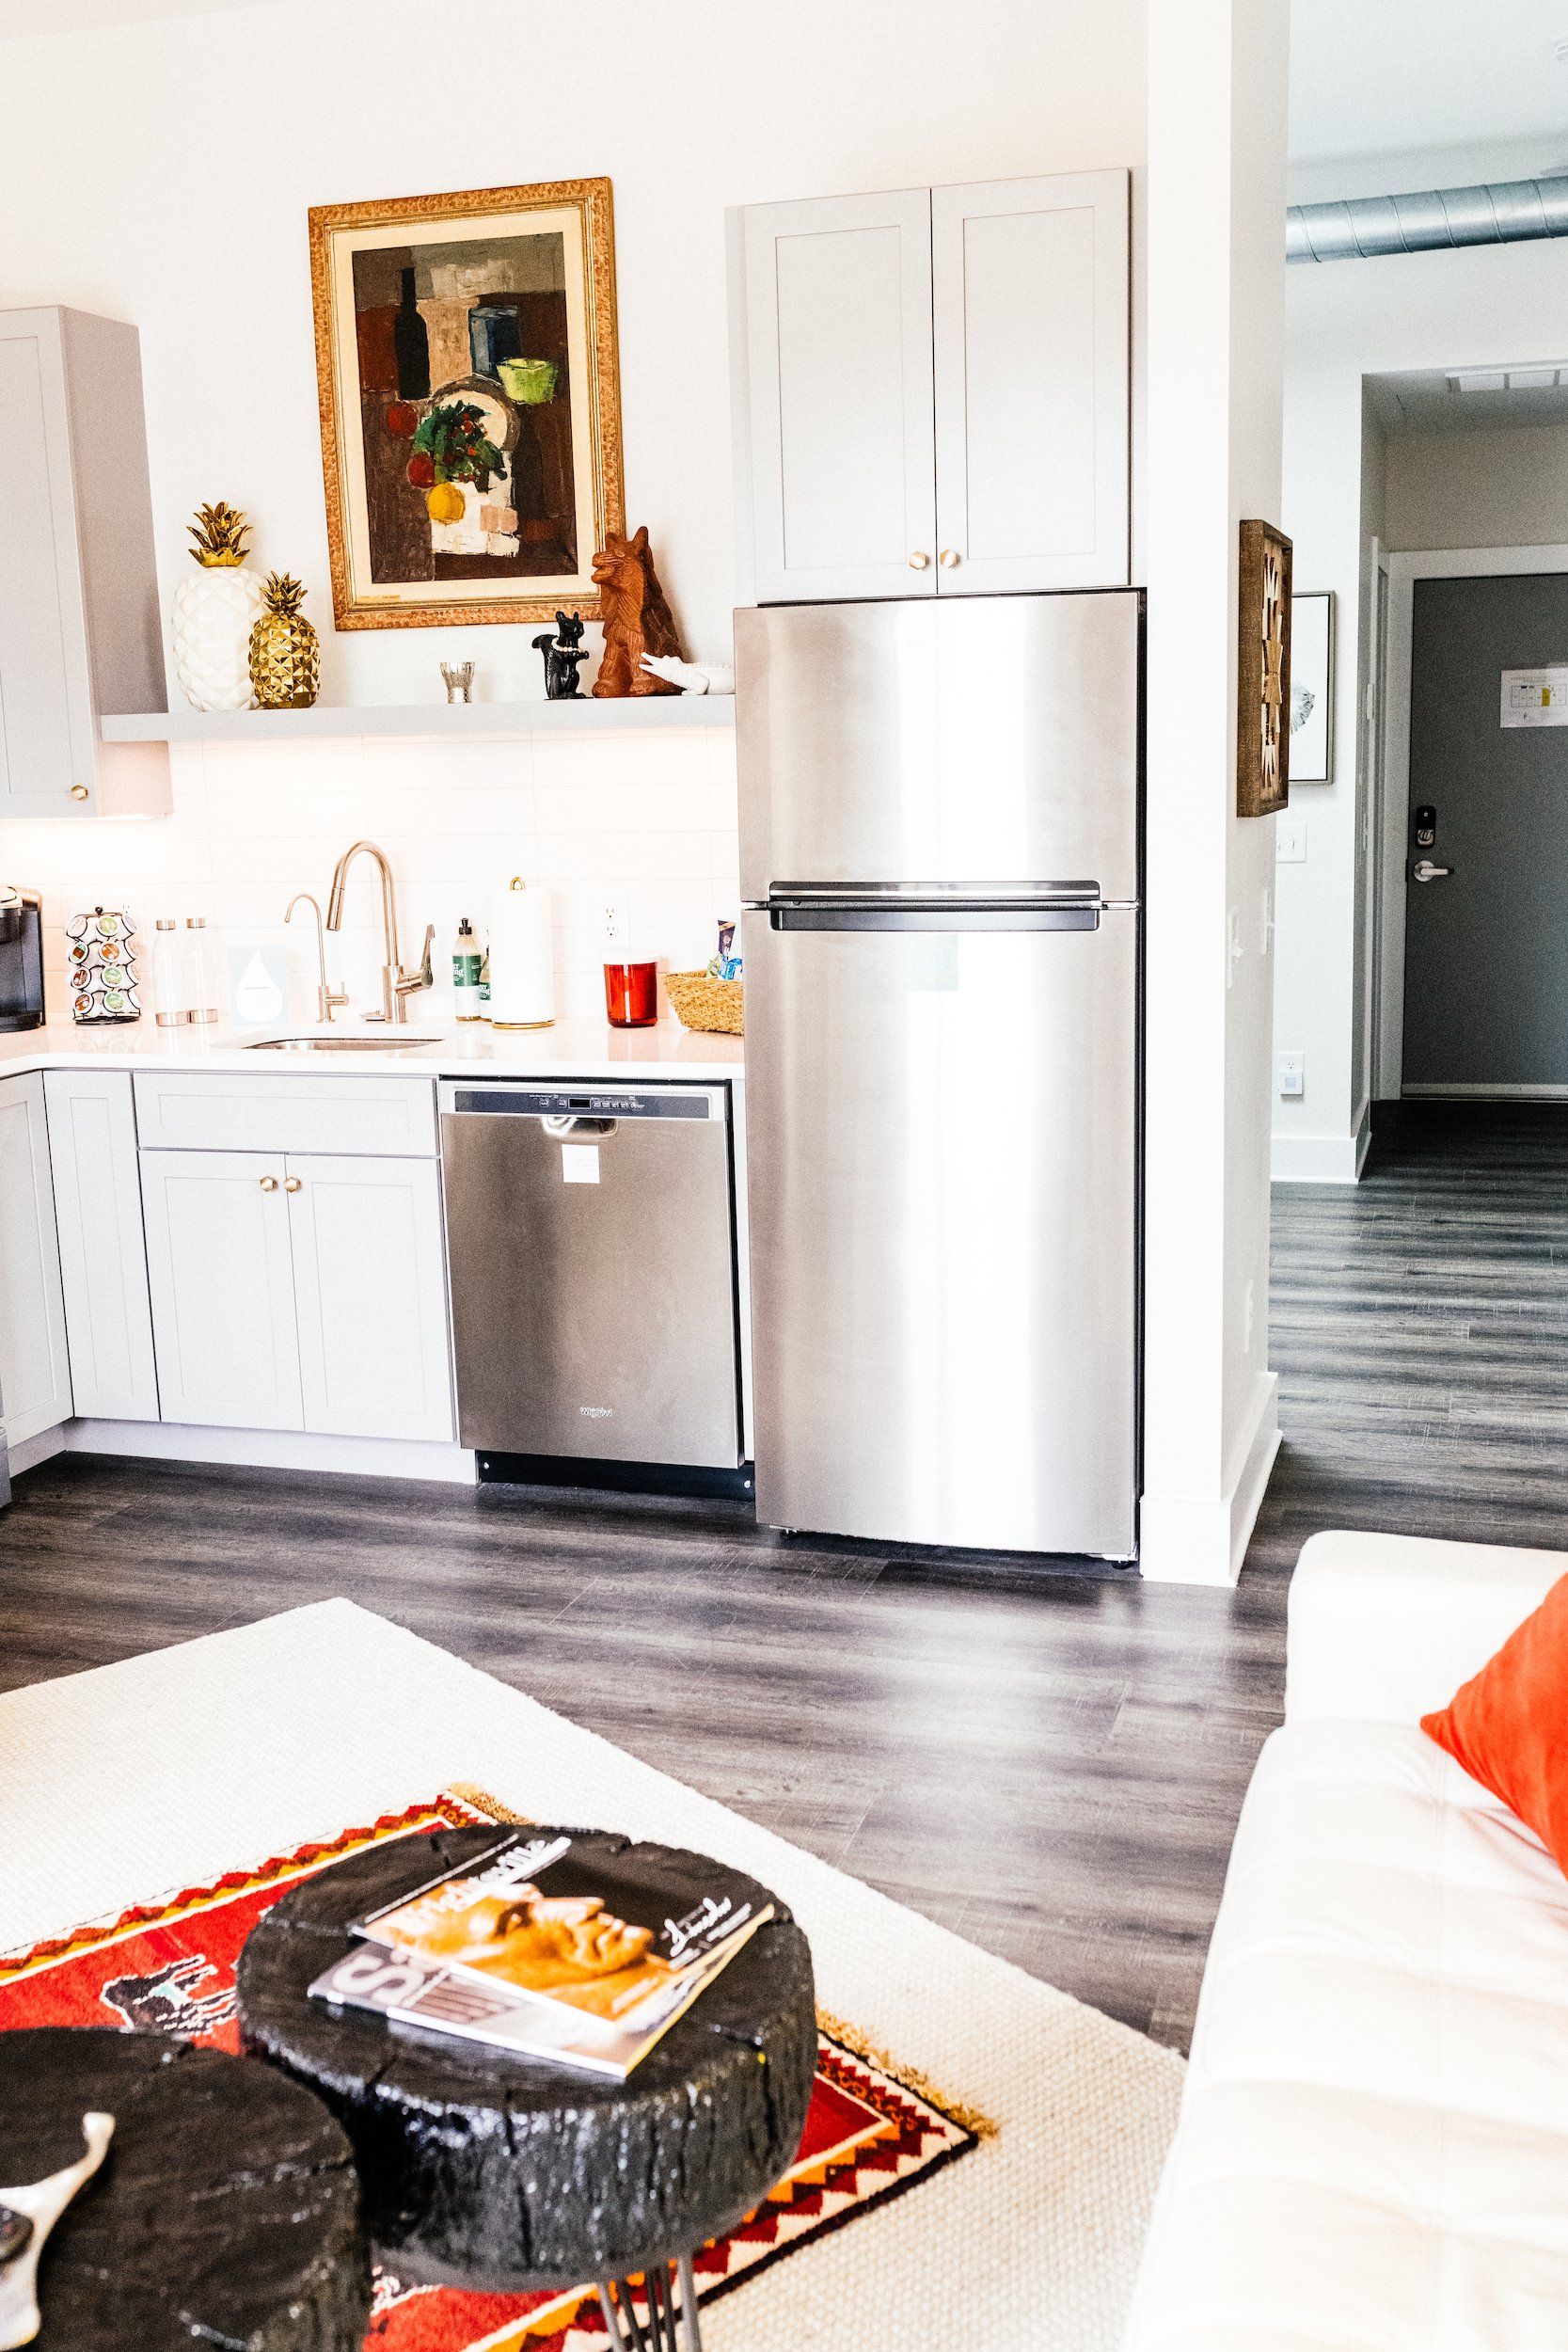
[542, 1114, 617, 1138]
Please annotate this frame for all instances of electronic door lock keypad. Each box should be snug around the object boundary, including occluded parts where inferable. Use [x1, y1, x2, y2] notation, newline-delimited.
[1414, 804, 1437, 850]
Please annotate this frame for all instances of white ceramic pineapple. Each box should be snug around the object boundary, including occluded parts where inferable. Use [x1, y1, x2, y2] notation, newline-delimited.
[171, 503, 265, 711]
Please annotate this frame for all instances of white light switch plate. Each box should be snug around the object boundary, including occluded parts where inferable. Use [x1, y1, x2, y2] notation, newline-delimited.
[1275, 818, 1307, 864]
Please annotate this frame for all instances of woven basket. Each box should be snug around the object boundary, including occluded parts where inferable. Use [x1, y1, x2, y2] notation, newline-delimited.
[665, 969, 744, 1036]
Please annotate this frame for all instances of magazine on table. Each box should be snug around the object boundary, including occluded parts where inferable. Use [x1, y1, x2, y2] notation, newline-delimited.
[308, 1832, 771, 2078]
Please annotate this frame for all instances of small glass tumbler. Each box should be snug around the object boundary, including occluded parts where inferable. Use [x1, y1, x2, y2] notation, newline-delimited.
[604, 960, 658, 1027]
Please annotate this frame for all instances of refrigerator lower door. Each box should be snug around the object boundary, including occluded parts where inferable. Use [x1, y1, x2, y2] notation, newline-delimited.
[743, 907, 1138, 1555]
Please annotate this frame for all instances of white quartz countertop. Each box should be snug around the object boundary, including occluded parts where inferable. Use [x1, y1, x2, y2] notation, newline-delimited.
[0, 1017, 744, 1085]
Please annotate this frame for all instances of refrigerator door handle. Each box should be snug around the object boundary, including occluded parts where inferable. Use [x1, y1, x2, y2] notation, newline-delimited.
[768, 902, 1101, 932]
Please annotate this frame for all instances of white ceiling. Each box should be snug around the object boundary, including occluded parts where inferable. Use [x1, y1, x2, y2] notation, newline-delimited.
[7, 0, 1568, 186]
[1291, 0, 1568, 172]
[0, 0, 272, 33]
[1367, 365, 1568, 437]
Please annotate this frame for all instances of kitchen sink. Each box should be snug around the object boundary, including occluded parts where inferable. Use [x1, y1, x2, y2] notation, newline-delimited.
[244, 1034, 441, 1052]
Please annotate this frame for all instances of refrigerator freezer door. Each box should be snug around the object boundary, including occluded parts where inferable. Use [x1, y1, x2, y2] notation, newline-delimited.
[736, 593, 1140, 904]
[742, 907, 1137, 1555]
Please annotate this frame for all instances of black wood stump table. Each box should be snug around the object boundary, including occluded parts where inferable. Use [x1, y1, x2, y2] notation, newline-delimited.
[239, 1826, 816, 2352]
[0, 2026, 370, 2350]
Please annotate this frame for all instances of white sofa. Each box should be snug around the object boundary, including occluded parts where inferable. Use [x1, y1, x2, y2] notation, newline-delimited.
[1123, 1530, 1568, 2352]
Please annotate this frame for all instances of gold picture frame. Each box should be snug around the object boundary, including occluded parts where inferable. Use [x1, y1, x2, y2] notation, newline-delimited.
[1236, 518, 1292, 818]
[309, 178, 626, 630]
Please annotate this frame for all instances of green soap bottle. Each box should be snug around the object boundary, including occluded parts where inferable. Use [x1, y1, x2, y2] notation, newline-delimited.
[453, 917, 484, 1021]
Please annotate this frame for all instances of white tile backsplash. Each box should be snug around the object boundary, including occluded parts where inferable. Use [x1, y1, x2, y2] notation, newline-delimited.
[18, 725, 741, 1029]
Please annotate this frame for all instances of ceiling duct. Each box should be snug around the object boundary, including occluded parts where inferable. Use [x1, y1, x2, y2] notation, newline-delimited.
[1287, 175, 1568, 263]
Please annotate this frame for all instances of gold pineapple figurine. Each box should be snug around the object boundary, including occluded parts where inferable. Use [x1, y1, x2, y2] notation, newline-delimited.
[187, 501, 251, 566]
[248, 572, 320, 709]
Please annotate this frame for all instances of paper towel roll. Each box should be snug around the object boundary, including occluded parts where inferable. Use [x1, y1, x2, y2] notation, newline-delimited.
[487, 877, 555, 1029]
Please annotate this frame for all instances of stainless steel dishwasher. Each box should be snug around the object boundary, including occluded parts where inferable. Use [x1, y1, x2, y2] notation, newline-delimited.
[437, 1081, 743, 1477]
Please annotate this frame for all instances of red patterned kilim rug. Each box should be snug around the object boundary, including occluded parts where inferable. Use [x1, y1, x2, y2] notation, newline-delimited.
[0, 1791, 980, 2349]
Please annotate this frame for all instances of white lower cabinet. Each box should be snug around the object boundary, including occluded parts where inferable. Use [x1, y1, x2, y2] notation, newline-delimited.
[139, 1148, 452, 1443]
[44, 1069, 160, 1421]
[0, 1072, 72, 1445]
[289, 1156, 451, 1442]
[140, 1151, 303, 1431]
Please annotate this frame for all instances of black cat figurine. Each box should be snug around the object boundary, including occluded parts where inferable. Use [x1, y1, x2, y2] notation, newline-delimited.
[532, 610, 589, 700]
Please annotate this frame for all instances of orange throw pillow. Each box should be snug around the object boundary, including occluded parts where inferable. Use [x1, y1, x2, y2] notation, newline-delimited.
[1421, 1572, 1568, 1876]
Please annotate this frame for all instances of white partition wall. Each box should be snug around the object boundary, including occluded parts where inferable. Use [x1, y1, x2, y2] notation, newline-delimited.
[1139, 0, 1290, 1583]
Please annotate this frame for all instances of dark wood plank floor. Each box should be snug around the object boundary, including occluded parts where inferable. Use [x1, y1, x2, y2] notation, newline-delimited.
[3, 1101, 1564, 2053]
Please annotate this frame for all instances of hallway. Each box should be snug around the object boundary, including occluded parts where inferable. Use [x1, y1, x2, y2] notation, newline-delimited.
[1254, 1101, 1568, 1571]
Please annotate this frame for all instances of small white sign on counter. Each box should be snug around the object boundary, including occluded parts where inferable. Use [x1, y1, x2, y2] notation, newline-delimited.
[1501, 667, 1568, 727]
[561, 1143, 600, 1184]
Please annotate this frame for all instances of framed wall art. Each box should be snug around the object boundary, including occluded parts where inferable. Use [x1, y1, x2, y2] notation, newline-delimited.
[1289, 590, 1333, 782]
[309, 178, 626, 630]
[1236, 518, 1292, 818]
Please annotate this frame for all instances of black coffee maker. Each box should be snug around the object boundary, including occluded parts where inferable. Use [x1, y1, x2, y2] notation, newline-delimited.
[0, 891, 45, 1030]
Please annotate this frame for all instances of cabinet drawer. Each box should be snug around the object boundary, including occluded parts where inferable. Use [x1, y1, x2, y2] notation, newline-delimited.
[133, 1072, 437, 1158]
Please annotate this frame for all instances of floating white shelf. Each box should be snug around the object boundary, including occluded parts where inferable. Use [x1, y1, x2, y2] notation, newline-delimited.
[100, 697, 736, 744]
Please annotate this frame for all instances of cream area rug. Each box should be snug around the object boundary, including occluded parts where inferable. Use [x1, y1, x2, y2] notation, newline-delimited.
[0, 1600, 1181, 2349]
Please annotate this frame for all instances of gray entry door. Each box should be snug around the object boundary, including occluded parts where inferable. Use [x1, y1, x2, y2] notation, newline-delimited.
[1403, 572, 1568, 1093]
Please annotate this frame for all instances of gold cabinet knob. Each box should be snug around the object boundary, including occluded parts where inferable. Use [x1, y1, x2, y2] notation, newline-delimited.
[908, 550, 930, 570]
[939, 548, 961, 569]
[283, 1176, 302, 1194]
[259, 1176, 278, 1192]
[71, 785, 89, 802]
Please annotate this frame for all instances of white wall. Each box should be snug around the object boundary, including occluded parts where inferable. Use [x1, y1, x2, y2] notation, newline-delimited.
[0, 725, 740, 1028]
[1278, 236, 1568, 1178]
[0, 0, 1146, 1020]
[1140, 0, 1288, 1582]
[1385, 421, 1568, 550]
[0, 0, 1146, 688]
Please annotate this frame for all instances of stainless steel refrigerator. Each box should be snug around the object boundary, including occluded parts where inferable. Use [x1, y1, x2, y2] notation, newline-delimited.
[736, 591, 1141, 1560]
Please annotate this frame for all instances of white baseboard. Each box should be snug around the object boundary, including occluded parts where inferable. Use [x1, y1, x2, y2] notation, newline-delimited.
[1402, 1082, 1568, 1099]
[8, 1424, 68, 1475]
[1139, 1371, 1280, 1586]
[1271, 1114, 1370, 1184]
[63, 1420, 478, 1485]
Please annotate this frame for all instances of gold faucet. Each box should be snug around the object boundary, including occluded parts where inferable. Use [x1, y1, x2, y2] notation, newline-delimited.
[284, 891, 350, 1025]
[325, 840, 434, 1025]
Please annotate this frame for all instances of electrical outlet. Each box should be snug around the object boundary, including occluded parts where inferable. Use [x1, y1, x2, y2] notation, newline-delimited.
[1275, 818, 1307, 864]
[1277, 1049, 1305, 1098]
[602, 896, 628, 949]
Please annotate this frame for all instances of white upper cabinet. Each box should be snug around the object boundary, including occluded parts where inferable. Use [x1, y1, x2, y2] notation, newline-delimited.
[732, 170, 1130, 605]
[0, 308, 171, 819]
[931, 172, 1129, 594]
[738, 190, 938, 604]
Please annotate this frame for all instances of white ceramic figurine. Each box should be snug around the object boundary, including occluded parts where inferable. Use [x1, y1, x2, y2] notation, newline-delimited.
[639, 654, 736, 696]
[0, 2111, 115, 2349]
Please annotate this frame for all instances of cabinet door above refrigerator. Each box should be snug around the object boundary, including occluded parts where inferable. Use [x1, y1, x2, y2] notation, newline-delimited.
[737, 189, 937, 606]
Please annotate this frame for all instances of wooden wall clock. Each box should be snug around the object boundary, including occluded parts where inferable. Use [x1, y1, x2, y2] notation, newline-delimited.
[1237, 519, 1292, 818]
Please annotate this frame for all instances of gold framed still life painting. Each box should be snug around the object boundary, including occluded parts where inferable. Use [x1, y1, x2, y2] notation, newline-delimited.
[1236, 518, 1292, 818]
[309, 178, 626, 630]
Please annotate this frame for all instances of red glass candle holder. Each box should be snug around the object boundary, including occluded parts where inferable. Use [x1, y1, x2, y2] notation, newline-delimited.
[604, 960, 658, 1027]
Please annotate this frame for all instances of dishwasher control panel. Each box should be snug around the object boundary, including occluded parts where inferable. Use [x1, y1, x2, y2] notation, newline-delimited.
[443, 1085, 721, 1120]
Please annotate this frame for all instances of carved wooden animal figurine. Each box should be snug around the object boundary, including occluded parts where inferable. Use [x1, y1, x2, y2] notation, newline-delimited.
[591, 527, 686, 698]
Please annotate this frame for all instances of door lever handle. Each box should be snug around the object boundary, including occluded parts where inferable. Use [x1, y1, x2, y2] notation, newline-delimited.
[1412, 859, 1452, 883]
